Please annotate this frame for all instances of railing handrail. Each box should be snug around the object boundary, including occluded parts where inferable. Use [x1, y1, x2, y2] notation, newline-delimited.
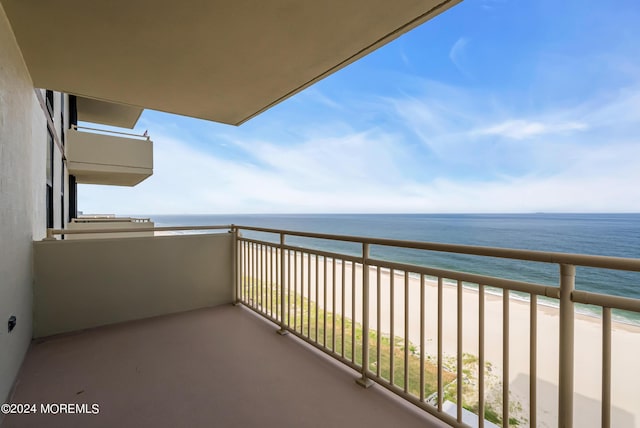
[236, 225, 640, 272]
[45, 224, 232, 239]
[71, 217, 151, 223]
[71, 124, 151, 141]
[45, 223, 640, 272]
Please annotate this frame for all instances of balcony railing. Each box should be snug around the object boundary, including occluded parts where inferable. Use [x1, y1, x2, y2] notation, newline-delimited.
[66, 125, 153, 186]
[44, 224, 640, 428]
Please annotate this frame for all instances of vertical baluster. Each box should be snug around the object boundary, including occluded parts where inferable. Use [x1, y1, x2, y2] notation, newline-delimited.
[287, 248, 291, 326]
[437, 277, 443, 412]
[341, 259, 346, 357]
[602, 307, 612, 428]
[377, 266, 381, 378]
[269, 244, 273, 316]
[294, 251, 298, 332]
[390, 269, 395, 385]
[314, 254, 318, 341]
[251, 243, 255, 307]
[260, 244, 264, 312]
[302, 252, 306, 335]
[352, 261, 356, 363]
[245, 241, 249, 303]
[404, 271, 409, 393]
[323, 256, 327, 347]
[307, 253, 318, 338]
[457, 280, 463, 423]
[530, 294, 537, 427]
[241, 241, 246, 302]
[278, 235, 287, 333]
[479, 284, 485, 428]
[332, 258, 336, 352]
[503, 289, 510, 428]
[420, 274, 425, 402]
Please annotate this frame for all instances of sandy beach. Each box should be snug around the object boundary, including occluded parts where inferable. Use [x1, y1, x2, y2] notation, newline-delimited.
[243, 246, 640, 427]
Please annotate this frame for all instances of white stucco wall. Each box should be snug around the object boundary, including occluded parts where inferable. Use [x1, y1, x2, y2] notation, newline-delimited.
[0, 4, 46, 405]
[33, 233, 234, 338]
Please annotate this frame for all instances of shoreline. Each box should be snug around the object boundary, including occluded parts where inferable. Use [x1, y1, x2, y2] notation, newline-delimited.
[340, 257, 640, 328]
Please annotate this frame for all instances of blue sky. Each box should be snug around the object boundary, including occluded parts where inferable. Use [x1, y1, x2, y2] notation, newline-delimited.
[79, 0, 640, 214]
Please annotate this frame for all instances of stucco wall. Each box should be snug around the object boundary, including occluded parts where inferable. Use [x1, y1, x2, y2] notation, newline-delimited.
[33, 233, 234, 338]
[0, 4, 46, 405]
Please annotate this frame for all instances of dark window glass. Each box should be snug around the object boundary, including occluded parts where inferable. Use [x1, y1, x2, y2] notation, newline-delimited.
[69, 175, 77, 222]
[60, 160, 65, 229]
[60, 93, 65, 145]
[46, 186, 53, 229]
[46, 130, 53, 186]
[45, 90, 54, 118]
[46, 129, 54, 229]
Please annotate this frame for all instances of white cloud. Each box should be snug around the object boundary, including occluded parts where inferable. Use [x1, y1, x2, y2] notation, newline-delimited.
[474, 119, 588, 140]
[78, 81, 640, 215]
[78, 126, 640, 215]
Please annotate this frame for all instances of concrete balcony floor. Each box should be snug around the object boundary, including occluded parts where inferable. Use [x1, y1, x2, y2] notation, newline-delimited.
[2, 305, 447, 428]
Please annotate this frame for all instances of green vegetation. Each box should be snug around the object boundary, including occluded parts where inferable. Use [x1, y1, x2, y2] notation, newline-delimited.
[241, 277, 525, 427]
[241, 278, 452, 396]
[441, 356, 526, 427]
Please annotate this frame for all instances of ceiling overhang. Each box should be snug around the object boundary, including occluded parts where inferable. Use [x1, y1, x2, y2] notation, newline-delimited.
[2, 0, 461, 126]
[76, 97, 143, 129]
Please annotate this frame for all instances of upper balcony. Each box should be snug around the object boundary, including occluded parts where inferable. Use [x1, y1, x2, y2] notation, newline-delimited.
[3, 225, 640, 428]
[66, 215, 155, 239]
[66, 126, 153, 186]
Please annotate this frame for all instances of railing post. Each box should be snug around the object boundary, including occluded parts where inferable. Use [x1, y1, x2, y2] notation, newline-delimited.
[277, 233, 289, 336]
[44, 228, 56, 240]
[356, 242, 373, 388]
[231, 225, 240, 306]
[559, 264, 575, 428]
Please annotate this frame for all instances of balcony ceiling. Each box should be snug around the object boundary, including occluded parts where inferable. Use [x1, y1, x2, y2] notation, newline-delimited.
[2, 0, 460, 126]
[76, 97, 143, 129]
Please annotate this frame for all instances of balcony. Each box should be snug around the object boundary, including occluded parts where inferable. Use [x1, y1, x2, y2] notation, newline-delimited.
[66, 126, 153, 186]
[2, 305, 447, 428]
[66, 216, 155, 239]
[4, 225, 640, 428]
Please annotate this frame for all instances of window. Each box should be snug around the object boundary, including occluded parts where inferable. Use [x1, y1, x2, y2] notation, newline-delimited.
[60, 160, 65, 229]
[46, 129, 54, 229]
[45, 90, 54, 119]
[69, 175, 77, 222]
[60, 93, 65, 145]
[68, 95, 77, 129]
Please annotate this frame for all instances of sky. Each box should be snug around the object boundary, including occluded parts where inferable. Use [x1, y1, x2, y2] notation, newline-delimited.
[79, 0, 640, 215]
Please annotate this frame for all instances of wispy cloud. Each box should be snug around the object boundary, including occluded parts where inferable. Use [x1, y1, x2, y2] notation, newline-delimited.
[79, 101, 640, 215]
[474, 119, 588, 140]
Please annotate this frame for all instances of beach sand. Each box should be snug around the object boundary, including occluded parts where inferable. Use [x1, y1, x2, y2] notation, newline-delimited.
[243, 247, 640, 427]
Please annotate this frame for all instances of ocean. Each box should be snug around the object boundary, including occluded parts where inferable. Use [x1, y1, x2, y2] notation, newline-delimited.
[150, 213, 640, 315]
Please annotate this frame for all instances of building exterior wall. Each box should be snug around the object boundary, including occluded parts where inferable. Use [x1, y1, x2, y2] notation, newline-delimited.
[0, 4, 46, 404]
[33, 233, 234, 338]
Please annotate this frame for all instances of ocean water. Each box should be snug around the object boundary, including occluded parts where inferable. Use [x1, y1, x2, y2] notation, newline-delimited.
[150, 213, 640, 307]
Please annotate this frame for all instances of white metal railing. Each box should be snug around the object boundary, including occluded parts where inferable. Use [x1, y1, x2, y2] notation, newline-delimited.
[44, 224, 640, 428]
[45, 224, 231, 240]
[71, 216, 152, 223]
[71, 124, 151, 141]
[235, 225, 640, 428]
